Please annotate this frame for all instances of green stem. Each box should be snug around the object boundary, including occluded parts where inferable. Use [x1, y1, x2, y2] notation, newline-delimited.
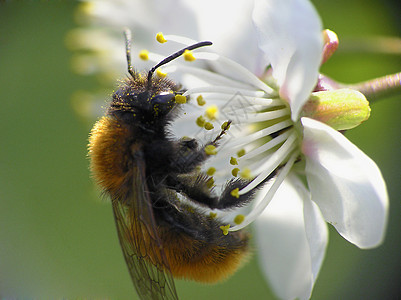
[345, 72, 401, 103]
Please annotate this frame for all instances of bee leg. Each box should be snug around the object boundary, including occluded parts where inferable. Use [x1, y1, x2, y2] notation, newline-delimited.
[164, 174, 220, 208]
[206, 120, 232, 147]
[167, 177, 258, 210]
[172, 137, 207, 173]
[214, 169, 278, 209]
[170, 121, 232, 173]
[215, 178, 261, 209]
[164, 171, 272, 211]
[165, 175, 266, 210]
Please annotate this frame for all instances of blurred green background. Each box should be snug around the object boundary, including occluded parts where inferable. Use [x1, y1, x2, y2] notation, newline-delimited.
[0, 1, 400, 299]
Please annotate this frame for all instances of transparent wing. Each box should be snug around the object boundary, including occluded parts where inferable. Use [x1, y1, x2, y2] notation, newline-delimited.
[111, 151, 178, 300]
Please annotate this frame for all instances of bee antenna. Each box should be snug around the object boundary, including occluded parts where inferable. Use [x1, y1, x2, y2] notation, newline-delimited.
[124, 28, 136, 78]
[147, 41, 213, 89]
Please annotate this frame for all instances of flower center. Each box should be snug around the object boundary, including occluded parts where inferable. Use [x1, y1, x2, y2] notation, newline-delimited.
[141, 32, 302, 232]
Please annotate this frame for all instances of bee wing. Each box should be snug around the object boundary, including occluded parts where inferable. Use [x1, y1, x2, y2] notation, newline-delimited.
[111, 153, 178, 300]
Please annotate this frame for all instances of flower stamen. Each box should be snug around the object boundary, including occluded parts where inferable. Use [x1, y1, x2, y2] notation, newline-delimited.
[159, 34, 198, 46]
[239, 130, 298, 195]
[156, 32, 167, 43]
[240, 130, 292, 162]
[190, 52, 275, 94]
[156, 68, 167, 77]
[229, 150, 299, 231]
[218, 119, 293, 151]
[183, 86, 266, 98]
[183, 50, 196, 61]
[205, 105, 218, 120]
[138, 49, 149, 60]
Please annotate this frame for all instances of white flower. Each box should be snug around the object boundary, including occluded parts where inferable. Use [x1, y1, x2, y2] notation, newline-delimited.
[159, 1, 388, 299]
[251, 2, 388, 298]
[71, 0, 389, 299]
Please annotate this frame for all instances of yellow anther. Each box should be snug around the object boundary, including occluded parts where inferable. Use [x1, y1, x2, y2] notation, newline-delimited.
[204, 122, 214, 130]
[183, 49, 196, 61]
[197, 95, 206, 106]
[205, 145, 217, 155]
[196, 116, 206, 127]
[230, 188, 240, 198]
[220, 224, 230, 235]
[237, 149, 246, 157]
[234, 214, 245, 225]
[205, 105, 218, 120]
[232, 168, 240, 177]
[230, 157, 238, 165]
[240, 168, 252, 180]
[206, 167, 216, 176]
[156, 32, 167, 43]
[156, 68, 167, 78]
[209, 212, 217, 219]
[139, 49, 149, 60]
[175, 94, 187, 104]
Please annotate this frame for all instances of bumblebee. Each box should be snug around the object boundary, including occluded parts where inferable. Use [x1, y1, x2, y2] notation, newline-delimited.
[88, 29, 262, 299]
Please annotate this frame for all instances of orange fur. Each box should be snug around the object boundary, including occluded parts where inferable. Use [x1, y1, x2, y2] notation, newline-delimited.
[88, 116, 136, 198]
[159, 228, 250, 283]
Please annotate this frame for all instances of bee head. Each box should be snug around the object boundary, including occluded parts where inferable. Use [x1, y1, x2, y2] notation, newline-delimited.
[132, 89, 177, 117]
[109, 78, 179, 124]
[149, 91, 176, 115]
[109, 29, 212, 125]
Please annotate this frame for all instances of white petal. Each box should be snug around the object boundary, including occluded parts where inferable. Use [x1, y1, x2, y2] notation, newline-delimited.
[302, 117, 389, 248]
[184, 0, 265, 75]
[255, 174, 327, 300]
[303, 187, 328, 282]
[89, 0, 199, 37]
[252, 0, 323, 120]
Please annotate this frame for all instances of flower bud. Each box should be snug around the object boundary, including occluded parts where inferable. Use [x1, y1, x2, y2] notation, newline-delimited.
[301, 89, 370, 130]
[321, 29, 339, 65]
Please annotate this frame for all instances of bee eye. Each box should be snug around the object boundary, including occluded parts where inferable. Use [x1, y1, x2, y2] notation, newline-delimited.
[151, 93, 175, 105]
